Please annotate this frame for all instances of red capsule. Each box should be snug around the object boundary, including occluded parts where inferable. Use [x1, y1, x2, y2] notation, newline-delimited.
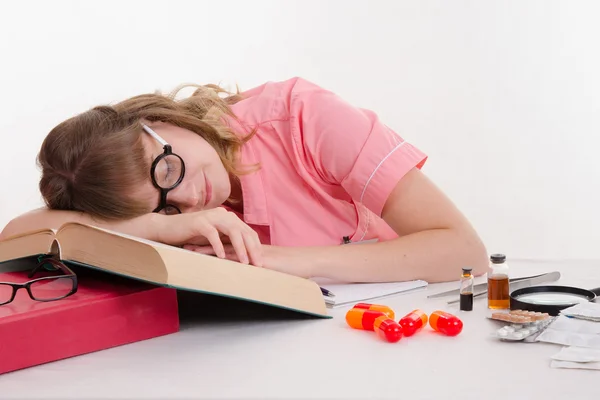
[353, 303, 395, 319]
[429, 311, 463, 336]
[399, 309, 428, 337]
[345, 308, 386, 331]
[373, 315, 403, 343]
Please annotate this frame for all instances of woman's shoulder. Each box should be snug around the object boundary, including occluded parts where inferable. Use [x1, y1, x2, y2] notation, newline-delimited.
[231, 77, 332, 124]
[241, 76, 322, 98]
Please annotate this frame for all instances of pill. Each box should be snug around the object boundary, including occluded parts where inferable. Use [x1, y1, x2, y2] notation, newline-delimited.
[345, 308, 386, 331]
[504, 326, 515, 333]
[429, 311, 463, 336]
[399, 309, 428, 337]
[353, 303, 395, 319]
[497, 329, 508, 337]
[513, 332, 524, 339]
[373, 315, 403, 343]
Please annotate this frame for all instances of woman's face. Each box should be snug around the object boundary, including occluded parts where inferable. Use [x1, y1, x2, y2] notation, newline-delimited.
[136, 121, 231, 214]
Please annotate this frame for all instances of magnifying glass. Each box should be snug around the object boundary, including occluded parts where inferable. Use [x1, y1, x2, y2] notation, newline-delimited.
[510, 285, 600, 315]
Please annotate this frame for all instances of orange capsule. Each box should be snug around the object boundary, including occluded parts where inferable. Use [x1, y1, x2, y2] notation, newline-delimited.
[373, 315, 403, 343]
[346, 308, 386, 331]
[429, 311, 463, 336]
[399, 309, 428, 337]
[353, 303, 395, 319]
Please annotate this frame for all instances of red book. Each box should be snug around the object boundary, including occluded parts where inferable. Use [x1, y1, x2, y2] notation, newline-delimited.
[0, 266, 179, 374]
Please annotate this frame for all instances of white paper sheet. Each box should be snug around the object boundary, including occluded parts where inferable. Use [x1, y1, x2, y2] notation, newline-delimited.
[551, 360, 600, 370]
[561, 302, 600, 322]
[536, 316, 600, 348]
[316, 279, 428, 308]
[551, 346, 600, 363]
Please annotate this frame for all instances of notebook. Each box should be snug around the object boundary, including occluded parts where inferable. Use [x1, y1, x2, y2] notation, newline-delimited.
[0, 262, 179, 375]
[316, 279, 428, 308]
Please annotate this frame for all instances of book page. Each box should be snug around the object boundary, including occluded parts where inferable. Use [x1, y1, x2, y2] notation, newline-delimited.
[1, 227, 56, 241]
[54, 222, 331, 318]
[0, 230, 56, 264]
[83, 225, 194, 255]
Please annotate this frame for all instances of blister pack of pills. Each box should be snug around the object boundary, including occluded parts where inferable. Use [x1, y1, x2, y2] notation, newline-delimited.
[491, 309, 550, 323]
[490, 310, 555, 341]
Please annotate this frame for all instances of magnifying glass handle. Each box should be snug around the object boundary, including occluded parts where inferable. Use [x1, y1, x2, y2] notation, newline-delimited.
[591, 288, 600, 301]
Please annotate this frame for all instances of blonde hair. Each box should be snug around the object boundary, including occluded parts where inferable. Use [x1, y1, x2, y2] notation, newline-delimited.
[37, 82, 255, 220]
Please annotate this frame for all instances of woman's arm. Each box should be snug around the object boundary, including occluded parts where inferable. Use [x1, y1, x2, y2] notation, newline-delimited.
[0, 207, 263, 266]
[253, 168, 488, 283]
[185, 169, 488, 283]
[0, 207, 160, 241]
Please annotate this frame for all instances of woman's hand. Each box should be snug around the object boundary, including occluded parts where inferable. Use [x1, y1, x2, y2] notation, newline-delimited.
[153, 208, 263, 266]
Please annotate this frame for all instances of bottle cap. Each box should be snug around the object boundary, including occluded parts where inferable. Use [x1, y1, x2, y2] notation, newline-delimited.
[490, 254, 506, 264]
[462, 267, 472, 273]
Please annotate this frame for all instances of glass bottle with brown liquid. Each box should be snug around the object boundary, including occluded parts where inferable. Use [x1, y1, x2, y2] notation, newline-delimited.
[460, 268, 474, 311]
[488, 254, 510, 309]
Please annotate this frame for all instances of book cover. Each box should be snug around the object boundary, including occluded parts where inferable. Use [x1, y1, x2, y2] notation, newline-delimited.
[0, 259, 179, 375]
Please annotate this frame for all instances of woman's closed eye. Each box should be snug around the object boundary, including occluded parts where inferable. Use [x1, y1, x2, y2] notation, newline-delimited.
[154, 162, 168, 185]
[155, 157, 179, 187]
[165, 159, 174, 180]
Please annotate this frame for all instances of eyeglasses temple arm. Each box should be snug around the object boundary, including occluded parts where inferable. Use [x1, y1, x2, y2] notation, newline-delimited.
[28, 257, 74, 278]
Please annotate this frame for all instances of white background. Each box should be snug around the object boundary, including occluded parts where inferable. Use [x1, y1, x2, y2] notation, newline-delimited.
[1, 0, 598, 261]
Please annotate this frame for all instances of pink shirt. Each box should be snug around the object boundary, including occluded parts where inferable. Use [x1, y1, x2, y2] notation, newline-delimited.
[224, 77, 427, 247]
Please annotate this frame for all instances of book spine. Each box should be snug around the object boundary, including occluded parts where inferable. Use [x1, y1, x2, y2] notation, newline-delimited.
[0, 287, 179, 374]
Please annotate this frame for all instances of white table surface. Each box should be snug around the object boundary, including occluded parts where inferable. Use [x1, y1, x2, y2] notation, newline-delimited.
[0, 259, 597, 399]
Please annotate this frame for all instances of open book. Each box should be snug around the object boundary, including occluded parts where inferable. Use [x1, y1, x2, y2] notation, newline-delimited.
[0, 222, 329, 318]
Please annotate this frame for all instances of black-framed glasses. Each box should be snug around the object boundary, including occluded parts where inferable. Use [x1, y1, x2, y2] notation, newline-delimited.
[141, 124, 186, 215]
[0, 257, 78, 306]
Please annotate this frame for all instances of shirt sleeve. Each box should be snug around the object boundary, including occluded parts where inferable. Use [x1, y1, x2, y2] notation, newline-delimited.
[288, 78, 428, 217]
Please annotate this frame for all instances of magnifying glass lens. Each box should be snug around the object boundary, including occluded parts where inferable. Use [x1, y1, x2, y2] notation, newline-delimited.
[515, 292, 590, 305]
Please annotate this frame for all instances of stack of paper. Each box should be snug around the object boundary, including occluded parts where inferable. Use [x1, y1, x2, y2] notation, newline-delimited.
[560, 302, 600, 322]
[536, 316, 600, 348]
[551, 346, 600, 370]
[317, 280, 428, 308]
[536, 302, 600, 370]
